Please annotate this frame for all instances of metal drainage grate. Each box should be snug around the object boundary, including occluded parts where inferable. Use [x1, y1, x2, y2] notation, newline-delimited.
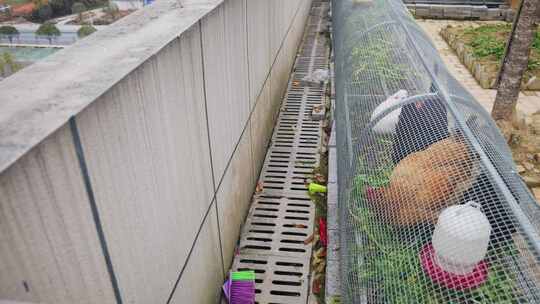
[229, 1, 331, 303]
[239, 193, 315, 259]
[235, 255, 311, 304]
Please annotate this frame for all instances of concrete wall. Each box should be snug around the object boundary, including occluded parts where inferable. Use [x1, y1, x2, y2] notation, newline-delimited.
[0, 0, 312, 303]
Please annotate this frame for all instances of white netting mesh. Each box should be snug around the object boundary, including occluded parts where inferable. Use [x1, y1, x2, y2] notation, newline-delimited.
[333, 0, 540, 303]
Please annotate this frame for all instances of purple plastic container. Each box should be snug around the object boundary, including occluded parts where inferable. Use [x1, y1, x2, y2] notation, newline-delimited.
[222, 278, 255, 304]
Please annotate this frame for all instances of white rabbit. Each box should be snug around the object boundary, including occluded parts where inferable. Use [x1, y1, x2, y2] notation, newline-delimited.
[370, 90, 408, 135]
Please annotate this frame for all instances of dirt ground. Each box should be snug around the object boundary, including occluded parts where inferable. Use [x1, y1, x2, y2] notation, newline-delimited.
[507, 115, 540, 199]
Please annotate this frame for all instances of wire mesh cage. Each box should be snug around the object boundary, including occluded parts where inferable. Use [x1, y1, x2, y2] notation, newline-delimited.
[333, 0, 540, 303]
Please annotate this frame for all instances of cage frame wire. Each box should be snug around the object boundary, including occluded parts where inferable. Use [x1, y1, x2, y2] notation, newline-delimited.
[353, 86, 540, 261]
[335, 0, 540, 302]
[346, 0, 540, 258]
[389, 2, 540, 257]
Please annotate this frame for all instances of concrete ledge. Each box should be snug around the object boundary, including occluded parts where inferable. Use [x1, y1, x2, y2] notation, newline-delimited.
[325, 128, 341, 304]
[407, 4, 510, 20]
[0, 0, 314, 303]
[0, 0, 223, 173]
[0, 43, 66, 48]
[325, 34, 340, 302]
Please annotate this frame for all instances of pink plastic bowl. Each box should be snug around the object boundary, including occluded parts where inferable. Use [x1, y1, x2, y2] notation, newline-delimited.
[420, 243, 488, 291]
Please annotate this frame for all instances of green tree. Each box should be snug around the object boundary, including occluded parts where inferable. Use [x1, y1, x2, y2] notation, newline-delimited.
[103, 2, 118, 19]
[77, 24, 96, 38]
[0, 55, 5, 75]
[71, 2, 87, 22]
[0, 26, 19, 44]
[0, 52, 21, 76]
[36, 23, 61, 44]
[3, 52, 20, 72]
[49, 0, 70, 16]
[81, 0, 106, 9]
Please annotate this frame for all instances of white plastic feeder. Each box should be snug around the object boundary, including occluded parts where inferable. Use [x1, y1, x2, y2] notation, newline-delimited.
[432, 201, 492, 275]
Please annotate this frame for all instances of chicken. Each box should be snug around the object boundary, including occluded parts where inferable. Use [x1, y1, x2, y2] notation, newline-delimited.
[365, 136, 479, 226]
[369, 90, 449, 164]
[391, 95, 448, 164]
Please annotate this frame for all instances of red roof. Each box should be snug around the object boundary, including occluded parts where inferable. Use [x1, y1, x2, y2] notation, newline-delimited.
[12, 3, 35, 16]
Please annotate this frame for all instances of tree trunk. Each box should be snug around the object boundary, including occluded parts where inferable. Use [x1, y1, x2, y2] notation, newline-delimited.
[492, 0, 540, 123]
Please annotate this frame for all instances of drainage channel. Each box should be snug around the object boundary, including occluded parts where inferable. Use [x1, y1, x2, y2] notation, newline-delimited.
[229, 1, 331, 304]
